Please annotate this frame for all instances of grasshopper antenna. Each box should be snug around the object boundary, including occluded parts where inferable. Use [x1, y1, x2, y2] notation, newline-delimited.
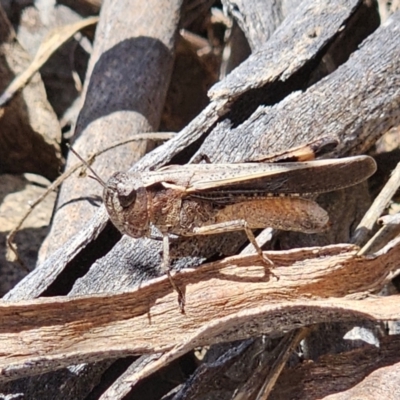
[67, 144, 107, 189]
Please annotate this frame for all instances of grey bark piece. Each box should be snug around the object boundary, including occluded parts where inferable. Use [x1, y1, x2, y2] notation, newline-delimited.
[221, 0, 299, 50]
[170, 339, 262, 400]
[196, 10, 396, 163]
[210, 0, 372, 100]
[38, 0, 181, 261]
[0, 362, 115, 400]
[99, 354, 164, 400]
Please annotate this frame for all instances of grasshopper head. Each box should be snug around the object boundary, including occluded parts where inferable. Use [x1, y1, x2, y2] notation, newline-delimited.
[67, 146, 150, 238]
[104, 172, 150, 238]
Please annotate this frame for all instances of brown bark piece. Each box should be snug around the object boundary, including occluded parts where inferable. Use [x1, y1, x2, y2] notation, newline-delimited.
[0, 238, 400, 382]
[0, 5, 62, 180]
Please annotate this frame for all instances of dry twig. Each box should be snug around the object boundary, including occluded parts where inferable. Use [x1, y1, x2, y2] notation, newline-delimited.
[0, 17, 99, 107]
[353, 162, 400, 248]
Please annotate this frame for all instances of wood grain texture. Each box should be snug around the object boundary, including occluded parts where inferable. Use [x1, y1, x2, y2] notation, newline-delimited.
[220, 0, 297, 50]
[1, 237, 400, 382]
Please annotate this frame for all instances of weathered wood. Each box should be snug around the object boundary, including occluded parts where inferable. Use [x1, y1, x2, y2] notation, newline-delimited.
[210, 0, 379, 101]
[99, 354, 164, 400]
[221, 0, 298, 50]
[169, 337, 271, 400]
[199, 3, 387, 162]
[3, 1, 399, 398]
[0, 236, 400, 382]
[38, 0, 182, 261]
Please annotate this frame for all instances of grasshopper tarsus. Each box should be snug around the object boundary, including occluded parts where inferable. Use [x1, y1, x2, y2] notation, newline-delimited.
[166, 269, 186, 314]
[242, 221, 268, 260]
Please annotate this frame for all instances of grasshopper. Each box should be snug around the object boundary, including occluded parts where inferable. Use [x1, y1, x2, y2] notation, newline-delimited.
[71, 147, 376, 256]
[69, 142, 376, 307]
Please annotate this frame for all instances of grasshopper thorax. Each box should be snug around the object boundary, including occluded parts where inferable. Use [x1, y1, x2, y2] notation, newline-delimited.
[104, 172, 150, 238]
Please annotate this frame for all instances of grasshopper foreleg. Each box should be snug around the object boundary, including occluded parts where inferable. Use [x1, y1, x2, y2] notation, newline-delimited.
[161, 234, 185, 312]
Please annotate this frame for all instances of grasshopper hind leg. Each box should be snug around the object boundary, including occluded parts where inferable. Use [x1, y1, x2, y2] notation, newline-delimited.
[242, 223, 274, 265]
[192, 221, 278, 279]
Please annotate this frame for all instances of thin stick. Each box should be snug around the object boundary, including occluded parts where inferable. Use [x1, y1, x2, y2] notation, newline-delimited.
[359, 213, 400, 255]
[0, 17, 99, 107]
[352, 162, 400, 247]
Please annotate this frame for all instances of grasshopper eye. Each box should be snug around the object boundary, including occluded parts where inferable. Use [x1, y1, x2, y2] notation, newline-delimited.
[118, 190, 136, 208]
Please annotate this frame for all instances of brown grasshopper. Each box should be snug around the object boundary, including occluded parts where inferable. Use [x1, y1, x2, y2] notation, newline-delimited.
[70, 143, 376, 294]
